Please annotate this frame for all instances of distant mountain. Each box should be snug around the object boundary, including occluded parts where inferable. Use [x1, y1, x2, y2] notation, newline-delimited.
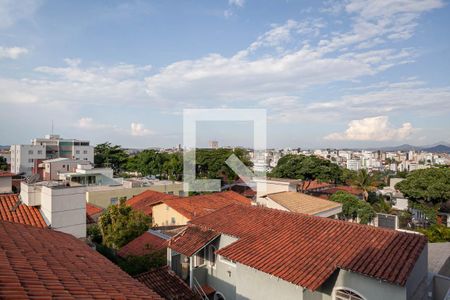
[0, 145, 10, 151]
[422, 144, 450, 153]
[373, 144, 419, 152]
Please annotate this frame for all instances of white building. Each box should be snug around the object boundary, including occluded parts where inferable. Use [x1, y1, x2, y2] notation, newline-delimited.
[10, 134, 94, 176]
[346, 159, 361, 171]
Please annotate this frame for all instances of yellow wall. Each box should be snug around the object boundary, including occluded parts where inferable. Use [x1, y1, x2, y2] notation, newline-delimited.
[152, 203, 190, 227]
[86, 183, 183, 209]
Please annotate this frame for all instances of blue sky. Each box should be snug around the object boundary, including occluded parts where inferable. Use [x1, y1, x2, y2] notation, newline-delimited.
[0, 0, 449, 149]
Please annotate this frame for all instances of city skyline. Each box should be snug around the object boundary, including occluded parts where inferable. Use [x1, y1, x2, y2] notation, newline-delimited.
[0, 0, 449, 148]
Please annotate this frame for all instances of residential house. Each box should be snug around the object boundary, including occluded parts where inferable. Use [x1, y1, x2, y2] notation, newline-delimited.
[151, 191, 251, 226]
[168, 204, 428, 300]
[260, 191, 342, 218]
[0, 220, 162, 299]
[86, 203, 104, 224]
[0, 171, 13, 194]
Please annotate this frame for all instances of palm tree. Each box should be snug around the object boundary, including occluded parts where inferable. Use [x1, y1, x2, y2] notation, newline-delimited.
[350, 169, 379, 201]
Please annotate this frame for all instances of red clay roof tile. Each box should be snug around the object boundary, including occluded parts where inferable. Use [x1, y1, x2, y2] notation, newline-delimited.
[118, 231, 168, 258]
[0, 220, 162, 299]
[168, 225, 219, 256]
[127, 190, 179, 215]
[0, 194, 47, 228]
[188, 204, 427, 291]
[135, 266, 199, 300]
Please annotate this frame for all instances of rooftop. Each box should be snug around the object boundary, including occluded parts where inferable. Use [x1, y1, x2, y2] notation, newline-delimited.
[162, 191, 251, 220]
[118, 230, 169, 258]
[0, 171, 14, 177]
[0, 220, 161, 299]
[168, 225, 219, 257]
[0, 194, 47, 228]
[135, 266, 199, 300]
[127, 190, 179, 215]
[187, 204, 427, 291]
[265, 191, 342, 215]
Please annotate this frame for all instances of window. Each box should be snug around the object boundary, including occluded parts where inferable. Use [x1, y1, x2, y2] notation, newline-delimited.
[76, 150, 80, 154]
[83, 150, 88, 154]
[37, 150, 42, 155]
[167, 191, 174, 195]
[28, 158, 34, 163]
[195, 248, 206, 267]
[84, 158, 88, 160]
[209, 245, 217, 267]
[110, 197, 118, 205]
[171, 217, 176, 225]
[28, 150, 33, 155]
[334, 288, 365, 300]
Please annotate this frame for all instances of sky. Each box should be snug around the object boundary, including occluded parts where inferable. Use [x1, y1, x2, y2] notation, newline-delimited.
[0, 0, 449, 149]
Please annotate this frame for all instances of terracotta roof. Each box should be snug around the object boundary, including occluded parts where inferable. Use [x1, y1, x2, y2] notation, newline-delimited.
[163, 191, 251, 220]
[0, 220, 162, 299]
[301, 180, 333, 191]
[189, 204, 427, 291]
[135, 266, 199, 300]
[127, 190, 179, 215]
[320, 186, 363, 196]
[118, 230, 168, 258]
[168, 225, 219, 256]
[0, 194, 47, 228]
[86, 203, 104, 217]
[266, 191, 342, 215]
[0, 171, 14, 177]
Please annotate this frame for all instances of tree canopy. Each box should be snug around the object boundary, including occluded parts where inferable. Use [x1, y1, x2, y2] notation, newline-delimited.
[350, 169, 381, 201]
[94, 142, 129, 174]
[395, 167, 450, 204]
[270, 154, 343, 190]
[330, 191, 376, 225]
[126, 150, 182, 180]
[98, 199, 151, 250]
[0, 156, 8, 171]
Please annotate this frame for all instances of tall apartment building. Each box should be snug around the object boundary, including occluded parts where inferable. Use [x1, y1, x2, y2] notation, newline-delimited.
[10, 134, 94, 175]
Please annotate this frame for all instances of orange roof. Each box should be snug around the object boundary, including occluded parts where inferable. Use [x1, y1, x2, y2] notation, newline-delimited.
[118, 230, 168, 258]
[168, 225, 219, 256]
[0, 171, 14, 177]
[0, 220, 162, 299]
[163, 191, 251, 220]
[135, 266, 199, 300]
[0, 194, 47, 228]
[266, 191, 342, 215]
[86, 202, 104, 217]
[127, 190, 179, 215]
[301, 180, 333, 191]
[189, 204, 427, 291]
[320, 186, 363, 196]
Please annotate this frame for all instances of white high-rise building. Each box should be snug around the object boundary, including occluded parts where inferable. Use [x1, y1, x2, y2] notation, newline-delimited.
[11, 134, 94, 176]
[346, 159, 361, 171]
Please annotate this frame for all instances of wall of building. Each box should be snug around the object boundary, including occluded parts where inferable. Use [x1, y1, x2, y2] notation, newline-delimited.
[10, 145, 46, 175]
[0, 176, 12, 193]
[235, 263, 304, 300]
[405, 244, 428, 299]
[86, 183, 183, 208]
[254, 179, 296, 204]
[40, 186, 86, 238]
[152, 203, 189, 226]
[303, 269, 406, 300]
[72, 145, 94, 162]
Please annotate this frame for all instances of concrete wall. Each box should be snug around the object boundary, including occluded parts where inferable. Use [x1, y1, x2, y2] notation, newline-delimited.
[406, 244, 428, 299]
[20, 182, 42, 206]
[152, 203, 189, 226]
[304, 269, 406, 300]
[433, 275, 450, 300]
[254, 179, 297, 204]
[40, 186, 86, 238]
[0, 176, 12, 193]
[86, 183, 183, 208]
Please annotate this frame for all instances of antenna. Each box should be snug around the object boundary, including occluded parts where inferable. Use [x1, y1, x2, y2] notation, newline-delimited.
[51, 120, 54, 135]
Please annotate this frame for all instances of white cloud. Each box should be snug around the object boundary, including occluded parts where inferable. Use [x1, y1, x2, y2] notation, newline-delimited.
[77, 117, 111, 130]
[0, 0, 42, 28]
[0, 46, 28, 59]
[325, 116, 414, 141]
[131, 122, 153, 136]
[229, 0, 245, 7]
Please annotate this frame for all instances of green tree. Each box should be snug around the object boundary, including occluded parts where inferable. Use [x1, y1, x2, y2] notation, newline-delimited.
[94, 142, 129, 174]
[418, 224, 450, 242]
[98, 199, 151, 250]
[270, 154, 343, 191]
[118, 251, 166, 276]
[0, 156, 8, 171]
[395, 167, 450, 205]
[330, 191, 376, 225]
[350, 169, 380, 201]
